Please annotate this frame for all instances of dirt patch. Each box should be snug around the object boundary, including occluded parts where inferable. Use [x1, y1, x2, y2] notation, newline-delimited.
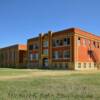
[0, 70, 100, 80]
[0, 75, 31, 80]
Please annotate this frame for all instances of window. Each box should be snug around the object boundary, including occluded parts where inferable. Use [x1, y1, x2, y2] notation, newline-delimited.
[59, 40, 63, 45]
[43, 41, 48, 47]
[59, 63, 62, 68]
[29, 44, 38, 50]
[29, 53, 38, 60]
[63, 50, 70, 58]
[58, 51, 62, 58]
[88, 50, 93, 58]
[43, 58, 48, 67]
[93, 41, 96, 48]
[97, 42, 99, 48]
[52, 39, 63, 47]
[33, 44, 38, 49]
[43, 49, 48, 55]
[63, 63, 66, 68]
[89, 63, 91, 68]
[78, 63, 81, 68]
[53, 51, 58, 59]
[83, 39, 86, 46]
[30, 54, 33, 61]
[87, 40, 91, 46]
[55, 40, 60, 46]
[33, 53, 38, 60]
[77, 37, 81, 45]
[65, 63, 68, 69]
[84, 63, 86, 68]
[29, 45, 33, 50]
[52, 51, 62, 59]
[94, 63, 96, 67]
[63, 38, 70, 45]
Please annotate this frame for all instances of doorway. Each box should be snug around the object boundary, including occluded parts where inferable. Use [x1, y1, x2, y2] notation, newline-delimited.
[43, 58, 49, 68]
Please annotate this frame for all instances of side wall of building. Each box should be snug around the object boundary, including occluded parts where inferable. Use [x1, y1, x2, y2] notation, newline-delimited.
[0, 45, 27, 68]
[74, 29, 100, 70]
[0, 45, 19, 67]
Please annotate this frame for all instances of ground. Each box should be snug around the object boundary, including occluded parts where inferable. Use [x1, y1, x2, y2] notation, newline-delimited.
[0, 68, 100, 100]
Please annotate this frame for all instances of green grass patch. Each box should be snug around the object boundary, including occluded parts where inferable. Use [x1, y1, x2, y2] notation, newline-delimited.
[0, 68, 100, 100]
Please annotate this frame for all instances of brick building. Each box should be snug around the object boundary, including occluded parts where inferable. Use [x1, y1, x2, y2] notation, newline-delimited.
[27, 28, 100, 70]
[0, 44, 27, 68]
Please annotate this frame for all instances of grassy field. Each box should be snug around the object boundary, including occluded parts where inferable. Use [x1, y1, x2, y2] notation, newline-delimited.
[0, 68, 100, 100]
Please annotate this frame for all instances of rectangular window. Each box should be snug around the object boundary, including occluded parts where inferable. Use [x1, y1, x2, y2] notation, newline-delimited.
[89, 63, 91, 68]
[53, 51, 58, 59]
[87, 40, 90, 46]
[52, 51, 62, 59]
[33, 44, 38, 49]
[55, 40, 60, 46]
[83, 39, 86, 46]
[30, 53, 38, 60]
[84, 63, 86, 68]
[63, 38, 70, 45]
[43, 41, 48, 47]
[36, 54, 38, 59]
[30, 54, 33, 61]
[78, 63, 81, 68]
[52, 39, 62, 47]
[77, 37, 81, 45]
[58, 51, 62, 58]
[63, 50, 70, 58]
[97, 42, 99, 48]
[93, 41, 96, 48]
[59, 40, 63, 46]
[29, 45, 33, 50]
[33, 54, 38, 60]
[43, 49, 48, 55]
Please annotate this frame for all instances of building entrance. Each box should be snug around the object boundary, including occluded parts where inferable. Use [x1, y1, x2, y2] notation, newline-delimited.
[43, 58, 48, 68]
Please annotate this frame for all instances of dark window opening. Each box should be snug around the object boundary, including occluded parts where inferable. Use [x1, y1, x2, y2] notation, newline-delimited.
[64, 38, 70, 45]
[78, 37, 80, 40]
[93, 42, 96, 47]
[29, 45, 33, 50]
[77, 37, 81, 45]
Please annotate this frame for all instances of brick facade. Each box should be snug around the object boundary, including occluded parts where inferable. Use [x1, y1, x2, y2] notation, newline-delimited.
[0, 28, 100, 70]
[27, 28, 100, 70]
[0, 44, 27, 68]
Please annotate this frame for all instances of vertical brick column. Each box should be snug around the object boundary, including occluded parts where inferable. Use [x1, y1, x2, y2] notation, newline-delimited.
[74, 34, 78, 69]
[48, 31, 52, 68]
[39, 33, 42, 67]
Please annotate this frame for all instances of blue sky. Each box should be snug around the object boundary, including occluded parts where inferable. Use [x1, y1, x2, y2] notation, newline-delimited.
[0, 0, 100, 47]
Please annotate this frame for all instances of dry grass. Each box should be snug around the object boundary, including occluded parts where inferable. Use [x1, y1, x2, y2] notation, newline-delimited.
[0, 68, 100, 100]
[0, 69, 100, 80]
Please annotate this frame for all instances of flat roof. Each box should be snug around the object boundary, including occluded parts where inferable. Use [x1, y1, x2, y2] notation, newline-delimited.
[27, 27, 100, 41]
[0, 44, 27, 50]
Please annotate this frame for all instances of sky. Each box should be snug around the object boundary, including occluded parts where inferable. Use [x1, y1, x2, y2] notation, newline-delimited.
[0, 0, 100, 47]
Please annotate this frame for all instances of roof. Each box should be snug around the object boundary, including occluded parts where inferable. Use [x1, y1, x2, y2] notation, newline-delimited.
[27, 37, 39, 42]
[53, 28, 100, 40]
[27, 27, 100, 41]
[0, 44, 27, 50]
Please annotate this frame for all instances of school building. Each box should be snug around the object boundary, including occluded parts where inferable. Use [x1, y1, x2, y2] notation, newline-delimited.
[27, 28, 100, 70]
[0, 44, 27, 68]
